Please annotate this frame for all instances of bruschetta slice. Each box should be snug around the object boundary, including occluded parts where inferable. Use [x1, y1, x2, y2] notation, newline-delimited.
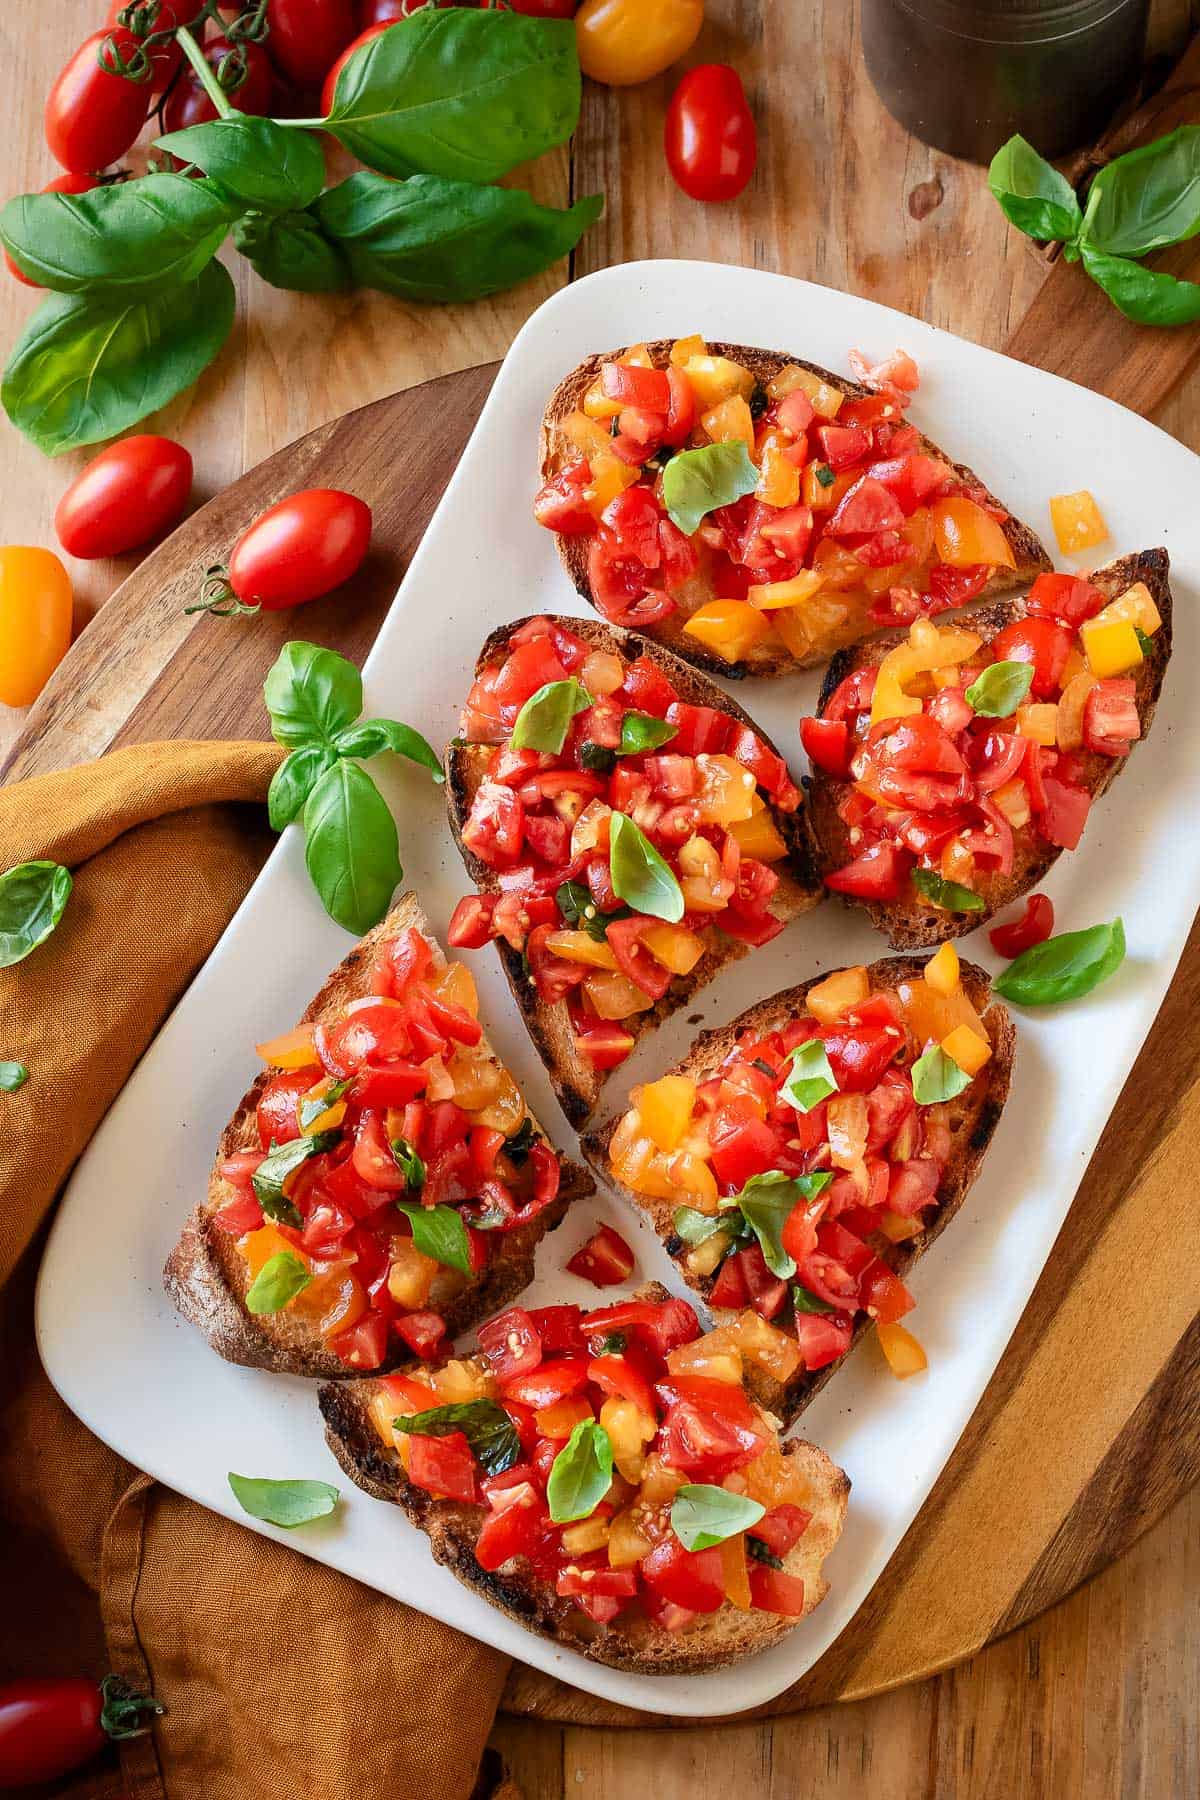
[584, 956, 1013, 1425]
[445, 615, 824, 1128]
[534, 337, 1052, 678]
[319, 1284, 849, 1673]
[165, 895, 593, 1380]
[803, 549, 1172, 947]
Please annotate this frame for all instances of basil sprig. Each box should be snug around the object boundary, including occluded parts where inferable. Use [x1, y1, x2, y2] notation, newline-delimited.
[556, 880, 630, 941]
[965, 661, 1034, 719]
[910, 1045, 974, 1106]
[992, 919, 1125, 1006]
[510, 678, 591, 753]
[0, 1062, 29, 1093]
[989, 128, 1200, 326]
[0, 861, 72, 967]
[397, 1201, 472, 1276]
[913, 868, 985, 913]
[780, 1039, 838, 1113]
[546, 1420, 613, 1523]
[252, 1131, 340, 1228]
[662, 440, 760, 536]
[608, 811, 684, 923]
[245, 1249, 313, 1315]
[228, 1474, 339, 1529]
[671, 1484, 765, 1551]
[394, 1399, 521, 1478]
[391, 1136, 426, 1193]
[720, 1170, 833, 1280]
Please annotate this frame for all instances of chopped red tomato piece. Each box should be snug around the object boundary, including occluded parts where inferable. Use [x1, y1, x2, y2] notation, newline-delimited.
[533, 461, 596, 536]
[1083, 679, 1140, 757]
[587, 1352, 658, 1417]
[816, 422, 871, 470]
[583, 1297, 699, 1356]
[475, 1479, 547, 1570]
[566, 1224, 636, 1288]
[990, 892, 1054, 958]
[1025, 571, 1105, 628]
[991, 617, 1075, 701]
[642, 1538, 726, 1613]
[601, 361, 672, 411]
[825, 841, 911, 901]
[393, 1311, 447, 1360]
[795, 1308, 854, 1370]
[478, 1307, 543, 1381]
[801, 716, 851, 777]
[500, 1359, 590, 1409]
[256, 1069, 313, 1149]
[446, 894, 495, 949]
[407, 1431, 478, 1505]
[573, 1022, 636, 1069]
[748, 1566, 807, 1615]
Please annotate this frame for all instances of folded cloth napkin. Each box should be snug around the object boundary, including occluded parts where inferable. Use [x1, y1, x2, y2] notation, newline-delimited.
[0, 742, 515, 1800]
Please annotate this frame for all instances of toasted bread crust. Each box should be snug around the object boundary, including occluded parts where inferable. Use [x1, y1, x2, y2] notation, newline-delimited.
[319, 1287, 850, 1674]
[583, 957, 1014, 1423]
[539, 340, 1053, 678]
[446, 615, 825, 1126]
[164, 894, 594, 1379]
[805, 548, 1173, 949]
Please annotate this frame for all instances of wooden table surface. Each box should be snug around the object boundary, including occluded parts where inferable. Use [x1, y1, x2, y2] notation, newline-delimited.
[2, 3, 1198, 1796]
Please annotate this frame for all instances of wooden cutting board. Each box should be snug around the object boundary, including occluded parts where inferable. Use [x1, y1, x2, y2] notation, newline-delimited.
[5, 360, 1200, 1723]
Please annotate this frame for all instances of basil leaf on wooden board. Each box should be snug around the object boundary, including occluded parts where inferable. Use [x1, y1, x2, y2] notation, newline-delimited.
[725, 1170, 833, 1280]
[392, 1399, 520, 1477]
[252, 1131, 339, 1227]
[987, 135, 1083, 242]
[154, 118, 328, 213]
[333, 717, 444, 781]
[264, 642, 364, 748]
[233, 209, 350, 294]
[2, 258, 236, 456]
[910, 1044, 974, 1106]
[546, 1419, 613, 1523]
[618, 712, 678, 756]
[992, 919, 1125, 1005]
[780, 1039, 837, 1113]
[670, 1484, 765, 1551]
[510, 678, 591, 753]
[315, 172, 601, 304]
[397, 1201, 471, 1274]
[0, 1062, 29, 1092]
[268, 744, 338, 831]
[964, 660, 1034, 718]
[303, 761, 403, 936]
[227, 1474, 339, 1528]
[0, 174, 233, 296]
[661, 440, 759, 536]
[391, 1136, 426, 1193]
[1079, 245, 1200, 326]
[0, 861, 73, 967]
[793, 1282, 834, 1315]
[608, 811, 684, 923]
[1082, 126, 1200, 257]
[298, 1077, 351, 1131]
[245, 1249, 313, 1315]
[913, 867, 985, 913]
[322, 11, 582, 184]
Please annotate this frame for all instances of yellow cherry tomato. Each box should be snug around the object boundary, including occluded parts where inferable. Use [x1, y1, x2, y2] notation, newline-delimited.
[576, 0, 704, 87]
[0, 547, 72, 706]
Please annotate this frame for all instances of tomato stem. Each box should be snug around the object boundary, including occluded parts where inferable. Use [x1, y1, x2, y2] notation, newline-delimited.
[183, 563, 260, 618]
[176, 24, 233, 118]
[98, 1674, 165, 1742]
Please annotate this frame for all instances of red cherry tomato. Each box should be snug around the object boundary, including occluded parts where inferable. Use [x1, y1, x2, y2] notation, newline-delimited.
[357, 0, 448, 22]
[55, 436, 193, 560]
[45, 30, 151, 174]
[105, 0, 194, 93]
[161, 37, 274, 134]
[220, 489, 372, 612]
[664, 64, 757, 204]
[989, 893, 1054, 959]
[5, 174, 100, 286]
[0, 1676, 160, 1788]
[321, 22, 392, 115]
[266, 0, 357, 90]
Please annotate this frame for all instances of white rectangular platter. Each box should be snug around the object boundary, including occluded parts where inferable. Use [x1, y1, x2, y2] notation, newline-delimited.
[36, 261, 1200, 1717]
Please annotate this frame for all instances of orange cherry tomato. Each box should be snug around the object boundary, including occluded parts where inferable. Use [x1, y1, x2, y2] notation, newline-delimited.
[0, 548, 73, 707]
[575, 0, 703, 87]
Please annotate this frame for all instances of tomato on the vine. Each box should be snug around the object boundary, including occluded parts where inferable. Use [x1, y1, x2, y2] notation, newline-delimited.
[55, 437, 193, 561]
[0, 547, 73, 707]
[266, 0, 357, 91]
[575, 0, 703, 87]
[105, 0, 194, 94]
[0, 1674, 160, 1789]
[5, 174, 100, 287]
[321, 23, 392, 115]
[198, 489, 373, 614]
[45, 29, 150, 174]
[665, 64, 758, 202]
[162, 36, 274, 133]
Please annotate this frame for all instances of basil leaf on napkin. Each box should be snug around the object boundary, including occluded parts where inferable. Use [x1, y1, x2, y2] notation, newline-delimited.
[0, 1062, 29, 1093]
[913, 868, 985, 913]
[910, 1044, 974, 1106]
[780, 1039, 837, 1113]
[0, 861, 72, 967]
[510, 678, 591, 753]
[608, 811, 684, 922]
[268, 744, 338, 832]
[671, 1484, 765, 1551]
[245, 1250, 313, 1315]
[992, 919, 1125, 1005]
[965, 661, 1034, 718]
[547, 1420, 613, 1523]
[228, 1474, 339, 1528]
[987, 135, 1083, 242]
[393, 1399, 521, 1477]
[397, 1201, 472, 1275]
[662, 440, 759, 536]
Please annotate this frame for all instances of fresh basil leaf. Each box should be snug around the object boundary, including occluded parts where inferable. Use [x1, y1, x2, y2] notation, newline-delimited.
[0, 1062, 29, 1093]
[315, 172, 601, 303]
[910, 1044, 974, 1106]
[333, 717, 444, 782]
[964, 660, 1034, 718]
[228, 1473, 339, 1528]
[0, 861, 72, 967]
[0, 173, 233, 297]
[987, 135, 1083, 242]
[661, 439, 760, 537]
[323, 11, 582, 184]
[303, 761, 403, 936]
[913, 868, 985, 913]
[672, 1206, 729, 1246]
[233, 208, 350, 294]
[268, 744, 338, 832]
[503, 1117, 536, 1166]
[814, 463, 836, 488]
[671, 1483, 765, 1551]
[546, 1419, 613, 1524]
[1082, 126, 1200, 257]
[264, 642, 364, 748]
[397, 1201, 471, 1275]
[1135, 626, 1155, 655]
[391, 1135, 426, 1193]
[579, 742, 616, 773]
[597, 1331, 626, 1354]
[618, 712, 678, 756]
[746, 1535, 784, 1568]
[393, 1399, 521, 1477]
[298, 1077, 351, 1131]
[992, 918, 1125, 1005]
[2, 258, 235, 457]
[252, 1131, 340, 1228]
[245, 1249, 313, 1315]
[608, 811, 684, 923]
[792, 1282, 834, 1315]
[1080, 245, 1200, 326]
[780, 1039, 837, 1113]
[727, 1170, 833, 1280]
[155, 117, 328, 213]
[510, 678, 591, 753]
[556, 880, 628, 942]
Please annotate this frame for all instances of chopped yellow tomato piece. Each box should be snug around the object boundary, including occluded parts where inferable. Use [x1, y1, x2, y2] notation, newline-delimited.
[561, 408, 613, 458]
[720, 1533, 753, 1609]
[737, 1442, 810, 1510]
[670, 333, 707, 366]
[702, 394, 755, 452]
[683, 599, 775, 664]
[584, 969, 656, 1020]
[1056, 671, 1097, 750]
[580, 649, 625, 696]
[299, 1076, 348, 1137]
[582, 380, 622, 421]
[696, 752, 758, 825]
[767, 363, 844, 417]
[684, 1230, 734, 1278]
[941, 1023, 991, 1076]
[623, 342, 655, 368]
[600, 1397, 656, 1485]
[1016, 702, 1059, 745]
[756, 441, 802, 507]
[678, 834, 730, 912]
[1095, 581, 1161, 637]
[877, 1320, 928, 1379]
[641, 921, 706, 974]
[747, 569, 826, 612]
[669, 1148, 720, 1212]
[726, 1310, 803, 1383]
[1080, 616, 1143, 678]
[432, 1358, 493, 1403]
[635, 1074, 698, 1152]
[561, 1516, 612, 1555]
[388, 1239, 438, 1309]
[992, 777, 1031, 830]
[667, 1334, 744, 1384]
[924, 942, 960, 997]
[871, 617, 984, 727]
[544, 929, 619, 970]
[930, 496, 1015, 570]
[878, 1209, 924, 1244]
[255, 1023, 319, 1070]
[536, 1395, 595, 1439]
[584, 451, 638, 517]
[428, 958, 478, 1018]
[729, 803, 788, 862]
[802, 461, 841, 510]
[608, 1505, 654, 1568]
[1049, 489, 1108, 555]
[683, 354, 755, 408]
[641, 1452, 688, 1506]
[807, 965, 870, 1024]
[238, 1223, 305, 1279]
[898, 976, 988, 1049]
[901, 504, 934, 565]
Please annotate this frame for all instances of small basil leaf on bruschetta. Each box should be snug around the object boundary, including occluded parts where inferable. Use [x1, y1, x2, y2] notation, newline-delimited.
[964, 660, 1034, 718]
[780, 1040, 837, 1113]
[618, 712, 678, 756]
[510, 678, 591, 753]
[913, 868, 986, 913]
[0, 1061, 28, 1091]
[245, 1249, 313, 1315]
[555, 879, 621, 942]
[0, 860, 72, 969]
[269, 744, 338, 831]
[661, 439, 759, 537]
[671, 1484, 766, 1551]
[792, 1282, 835, 1315]
[333, 718, 444, 781]
[672, 1206, 731, 1246]
[298, 1076, 353, 1132]
[726, 1170, 834, 1280]
[547, 1419, 614, 1523]
[608, 812, 685, 923]
[910, 1044, 974, 1106]
[390, 1135, 426, 1193]
[227, 1473, 339, 1528]
[396, 1201, 472, 1276]
[252, 1131, 340, 1227]
[991, 918, 1126, 1005]
[393, 1399, 522, 1478]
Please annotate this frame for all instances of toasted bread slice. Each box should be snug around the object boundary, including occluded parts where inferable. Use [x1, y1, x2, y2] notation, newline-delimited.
[446, 616, 824, 1129]
[165, 894, 594, 1380]
[584, 959, 1013, 1424]
[540, 339, 1052, 678]
[319, 1284, 850, 1674]
[805, 548, 1173, 949]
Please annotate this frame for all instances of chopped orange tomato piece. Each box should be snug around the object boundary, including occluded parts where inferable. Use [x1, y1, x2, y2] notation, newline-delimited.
[635, 1074, 698, 1152]
[255, 1023, 319, 1069]
[941, 1023, 991, 1076]
[682, 354, 755, 408]
[641, 921, 706, 974]
[1080, 616, 1143, 679]
[544, 929, 620, 970]
[930, 496, 1015, 570]
[767, 364, 843, 417]
[877, 1321, 928, 1378]
[701, 394, 755, 452]
[720, 1533, 753, 1609]
[683, 599, 775, 664]
[924, 942, 960, 997]
[729, 802, 788, 862]
[1049, 490, 1108, 555]
[807, 965, 870, 1023]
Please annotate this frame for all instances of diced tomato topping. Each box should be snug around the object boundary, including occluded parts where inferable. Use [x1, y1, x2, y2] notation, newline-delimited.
[256, 1069, 314, 1149]
[566, 1224, 636, 1288]
[475, 1479, 547, 1570]
[801, 715, 851, 778]
[407, 1431, 478, 1505]
[816, 422, 871, 470]
[886, 1158, 941, 1216]
[1083, 679, 1140, 757]
[478, 1307, 543, 1381]
[602, 486, 663, 568]
[926, 562, 990, 609]
[825, 841, 911, 901]
[446, 894, 495, 949]
[1038, 774, 1091, 850]
[583, 1297, 700, 1356]
[573, 1021, 637, 1070]
[214, 1194, 264, 1235]
[990, 892, 1054, 958]
[587, 1353, 658, 1418]
[642, 1538, 726, 1613]
[991, 618, 1075, 701]
[533, 461, 596, 536]
[1025, 571, 1106, 628]
[329, 1311, 390, 1370]
[601, 361, 672, 411]
[500, 1359, 590, 1409]
[752, 1504, 812, 1557]
[795, 1308, 854, 1370]
[527, 1305, 585, 1355]
[735, 1241, 788, 1320]
[707, 1253, 749, 1310]
[747, 1567, 807, 1616]
[826, 476, 906, 540]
